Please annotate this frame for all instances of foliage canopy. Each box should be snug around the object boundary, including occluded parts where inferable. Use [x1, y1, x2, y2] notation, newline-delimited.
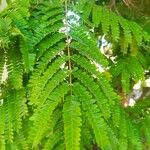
[0, 0, 150, 149]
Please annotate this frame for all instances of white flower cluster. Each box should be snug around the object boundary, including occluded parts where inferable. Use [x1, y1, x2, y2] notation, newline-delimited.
[66, 10, 80, 26]
[97, 35, 112, 57]
[94, 34, 117, 73]
[127, 78, 150, 107]
[97, 35, 117, 63]
[59, 10, 80, 34]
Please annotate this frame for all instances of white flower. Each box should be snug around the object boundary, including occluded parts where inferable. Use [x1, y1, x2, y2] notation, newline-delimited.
[66, 10, 80, 26]
[128, 98, 136, 107]
[92, 61, 105, 73]
[89, 27, 95, 33]
[60, 63, 66, 69]
[133, 80, 142, 90]
[59, 26, 70, 34]
[144, 78, 150, 87]
[97, 35, 113, 58]
[66, 37, 72, 44]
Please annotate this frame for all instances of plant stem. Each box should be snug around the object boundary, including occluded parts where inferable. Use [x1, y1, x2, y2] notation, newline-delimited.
[65, 0, 72, 93]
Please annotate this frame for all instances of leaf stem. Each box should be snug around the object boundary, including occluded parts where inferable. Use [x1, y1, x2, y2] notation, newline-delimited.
[65, 0, 72, 93]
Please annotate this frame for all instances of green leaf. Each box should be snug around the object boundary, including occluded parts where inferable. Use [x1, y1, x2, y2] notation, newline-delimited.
[63, 96, 82, 150]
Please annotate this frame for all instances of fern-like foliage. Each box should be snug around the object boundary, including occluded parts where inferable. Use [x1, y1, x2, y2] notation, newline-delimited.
[75, 0, 150, 98]
[0, 0, 150, 150]
[110, 55, 145, 93]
